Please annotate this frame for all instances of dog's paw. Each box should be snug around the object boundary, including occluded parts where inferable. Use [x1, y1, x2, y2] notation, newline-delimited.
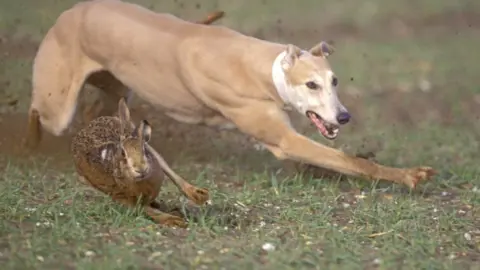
[185, 185, 210, 205]
[404, 166, 436, 189]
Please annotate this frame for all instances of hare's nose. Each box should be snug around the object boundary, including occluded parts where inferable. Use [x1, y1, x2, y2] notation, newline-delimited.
[135, 168, 148, 176]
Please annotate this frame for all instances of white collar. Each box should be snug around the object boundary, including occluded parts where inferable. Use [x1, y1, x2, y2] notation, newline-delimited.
[271, 50, 309, 106]
[271, 51, 290, 104]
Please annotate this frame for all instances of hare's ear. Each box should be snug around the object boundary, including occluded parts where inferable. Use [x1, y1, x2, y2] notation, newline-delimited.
[118, 98, 131, 123]
[135, 120, 152, 142]
[117, 98, 131, 134]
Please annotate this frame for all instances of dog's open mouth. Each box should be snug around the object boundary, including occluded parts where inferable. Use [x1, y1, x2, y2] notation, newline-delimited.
[306, 111, 339, 140]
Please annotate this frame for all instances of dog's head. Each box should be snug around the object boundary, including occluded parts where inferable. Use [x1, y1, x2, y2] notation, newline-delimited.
[274, 41, 350, 140]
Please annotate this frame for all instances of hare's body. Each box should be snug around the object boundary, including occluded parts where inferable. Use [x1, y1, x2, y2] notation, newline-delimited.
[71, 116, 163, 206]
[71, 99, 209, 228]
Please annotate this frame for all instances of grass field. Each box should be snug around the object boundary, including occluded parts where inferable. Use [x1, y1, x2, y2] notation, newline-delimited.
[0, 0, 479, 269]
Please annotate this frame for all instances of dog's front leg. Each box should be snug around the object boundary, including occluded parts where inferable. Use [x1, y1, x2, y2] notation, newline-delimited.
[223, 103, 435, 188]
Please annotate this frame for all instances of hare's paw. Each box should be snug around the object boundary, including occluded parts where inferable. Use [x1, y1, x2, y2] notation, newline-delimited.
[185, 185, 209, 205]
[404, 166, 436, 189]
[162, 215, 188, 228]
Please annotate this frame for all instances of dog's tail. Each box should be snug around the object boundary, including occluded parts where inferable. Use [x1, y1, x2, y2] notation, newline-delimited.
[197, 10, 225, 25]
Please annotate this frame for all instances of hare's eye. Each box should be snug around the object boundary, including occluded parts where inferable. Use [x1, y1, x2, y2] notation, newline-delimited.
[120, 148, 126, 158]
[100, 148, 109, 161]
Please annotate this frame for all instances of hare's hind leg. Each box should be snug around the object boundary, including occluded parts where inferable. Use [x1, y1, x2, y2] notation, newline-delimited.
[144, 204, 188, 228]
[150, 199, 184, 218]
[113, 197, 187, 228]
[145, 144, 209, 205]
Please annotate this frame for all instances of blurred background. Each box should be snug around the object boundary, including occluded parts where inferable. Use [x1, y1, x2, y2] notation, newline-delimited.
[0, 0, 479, 172]
[1, 1, 479, 268]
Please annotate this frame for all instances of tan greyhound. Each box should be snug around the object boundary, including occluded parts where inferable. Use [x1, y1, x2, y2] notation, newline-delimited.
[25, 0, 435, 189]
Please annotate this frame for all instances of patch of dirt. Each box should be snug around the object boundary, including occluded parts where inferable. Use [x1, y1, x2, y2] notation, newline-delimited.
[360, 90, 465, 127]
[0, 32, 39, 114]
[0, 101, 281, 175]
[0, 32, 38, 60]
[410, 9, 480, 33]
[2, 84, 475, 184]
[252, 9, 480, 44]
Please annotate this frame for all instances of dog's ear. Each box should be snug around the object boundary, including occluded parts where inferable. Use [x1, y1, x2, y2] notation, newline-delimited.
[281, 44, 302, 71]
[309, 41, 335, 58]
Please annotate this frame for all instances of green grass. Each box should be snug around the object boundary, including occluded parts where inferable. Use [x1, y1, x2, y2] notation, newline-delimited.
[1, 0, 480, 269]
[1, 161, 479, 269]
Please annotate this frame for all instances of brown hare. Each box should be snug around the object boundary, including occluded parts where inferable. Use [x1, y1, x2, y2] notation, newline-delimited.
[71, 98, 209, 228]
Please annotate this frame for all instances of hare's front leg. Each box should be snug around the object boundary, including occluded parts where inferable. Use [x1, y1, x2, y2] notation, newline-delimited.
[174, 181, 209, 206]
[146, 145, 209, 205]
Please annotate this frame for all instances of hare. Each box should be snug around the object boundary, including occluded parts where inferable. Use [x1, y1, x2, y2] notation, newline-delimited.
[71, 98, 209, 228]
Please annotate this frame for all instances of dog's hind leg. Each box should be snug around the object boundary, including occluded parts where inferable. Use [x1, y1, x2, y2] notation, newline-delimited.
[24, 31, 101, 149]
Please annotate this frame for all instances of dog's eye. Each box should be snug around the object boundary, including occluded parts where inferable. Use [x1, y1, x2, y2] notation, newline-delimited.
[305, 81, 318, 90]
[332, 76, 338, 87]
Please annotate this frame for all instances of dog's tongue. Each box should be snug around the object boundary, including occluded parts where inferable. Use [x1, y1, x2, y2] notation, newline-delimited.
[308, 113, 329, 136]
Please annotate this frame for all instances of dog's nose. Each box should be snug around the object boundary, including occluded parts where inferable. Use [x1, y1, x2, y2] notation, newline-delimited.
[336, 111, 351, 125]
